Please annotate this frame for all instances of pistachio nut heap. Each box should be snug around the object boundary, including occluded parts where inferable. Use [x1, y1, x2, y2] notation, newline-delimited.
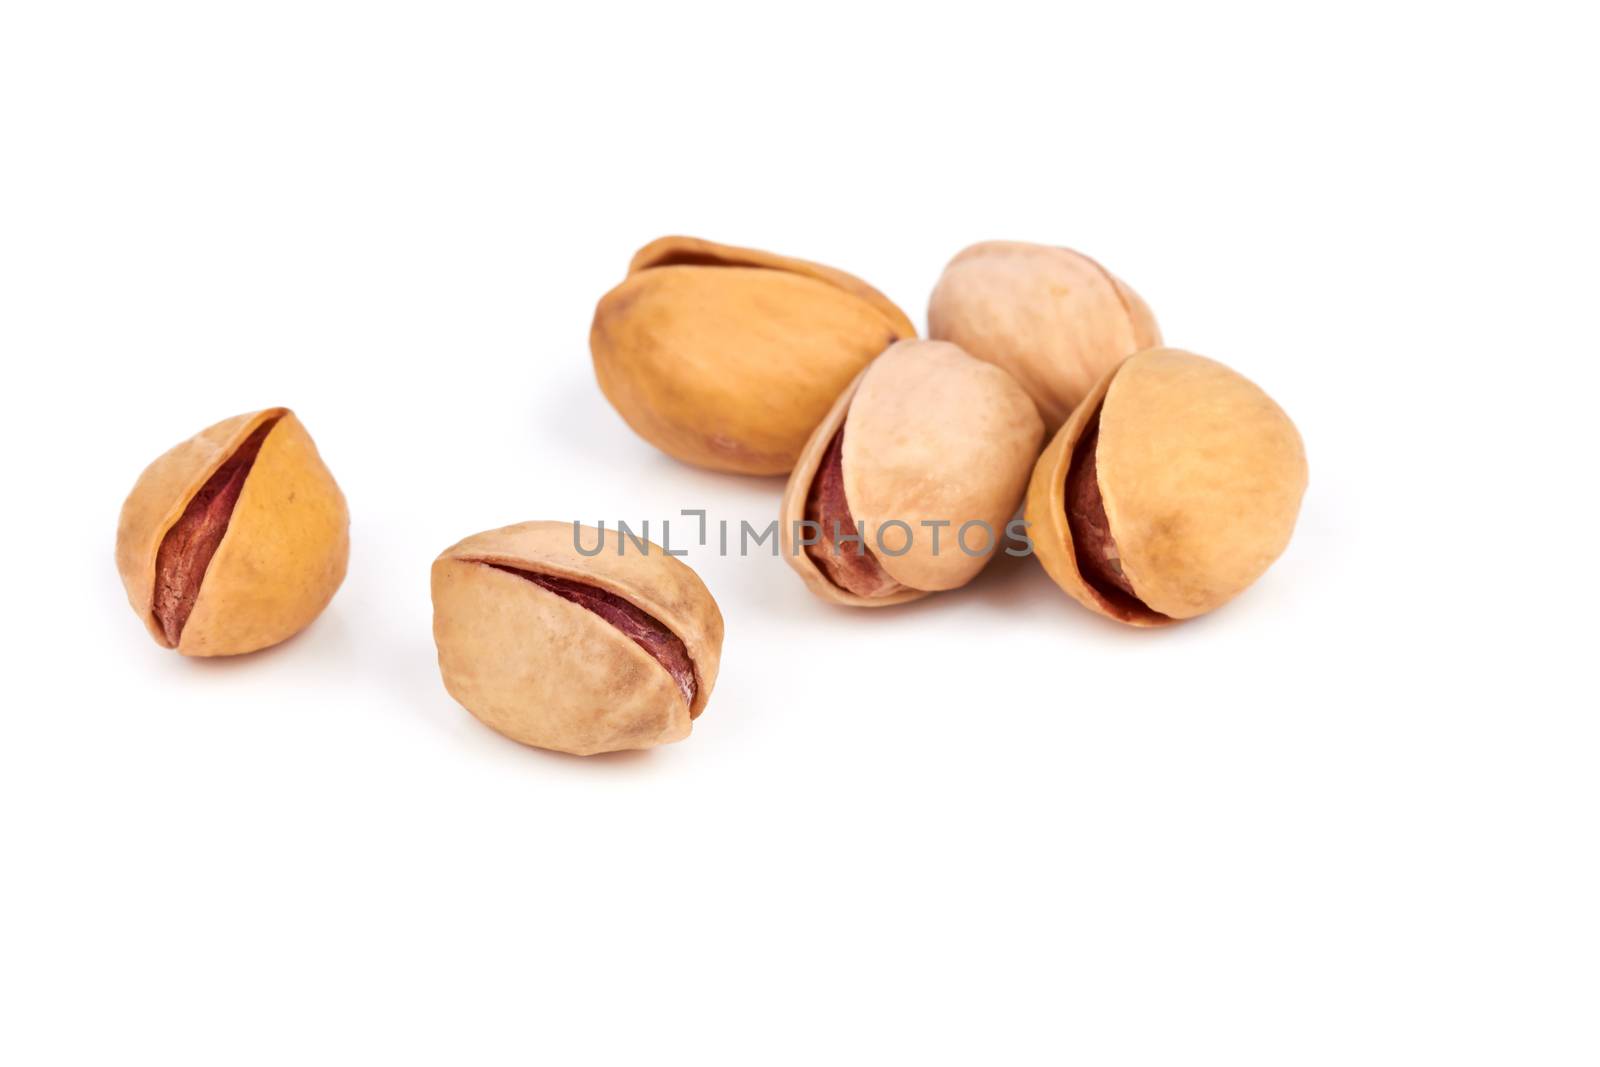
[1026, 348, 1307, 626]
[928, 240, 1160, 431]
[115, 407, 350, 656]
[431, 521, 724, 756]
[591, 236, 916, 475]
[780, 340, 1044, 607]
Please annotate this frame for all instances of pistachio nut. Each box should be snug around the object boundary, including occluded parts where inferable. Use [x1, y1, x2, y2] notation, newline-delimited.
[115, 407, 350, 655]
[431, 521, 724, 756]
[780, 339, 1044, 607]
[1025, 348, 1307, 626]
[591, 236, 917, 475]
[928, 240, 1161, 431]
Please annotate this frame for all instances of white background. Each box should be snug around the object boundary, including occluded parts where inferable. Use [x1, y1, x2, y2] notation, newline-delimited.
[3, 2, 1596, 1064]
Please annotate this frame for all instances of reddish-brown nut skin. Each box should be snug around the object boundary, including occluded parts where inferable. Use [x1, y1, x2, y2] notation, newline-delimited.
[116, 407, 350, 655]
[1026, 348, 1307, 625]
[431, 521, 724, 756]
[151, 416, 279, 646]
[1064, 418, 1138, 600]
[802, 427, 901, 599]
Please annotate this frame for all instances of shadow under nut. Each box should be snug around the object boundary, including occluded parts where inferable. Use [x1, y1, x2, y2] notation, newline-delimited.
[152, 414, 282, 646]
[484, 563, 698, 707]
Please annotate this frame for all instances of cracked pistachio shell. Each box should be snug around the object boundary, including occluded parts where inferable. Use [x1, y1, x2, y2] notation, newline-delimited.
[431, 521, 724, 756]
[1025, 348, 1308, 626]
[591, 236, 916, 475]
[114, 407, 350, 655]
[928, 240, 1161, 432]
[780, 339, 1044, 607]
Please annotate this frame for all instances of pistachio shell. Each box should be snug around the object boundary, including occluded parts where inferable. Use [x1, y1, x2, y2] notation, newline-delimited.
[928, 240, 1160, 431]
[780, 340, 1044, 607]
[115, 407, 350, 655]
[431, 521, 724, 756]
[1025, 349, 1307, 625]
[591, 236, 916, 475]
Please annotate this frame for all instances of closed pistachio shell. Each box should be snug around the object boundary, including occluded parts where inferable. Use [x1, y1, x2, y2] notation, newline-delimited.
[591, 236, 916, 475]
[928, 240, 1160, 431]
[431, 521, 724, 756]
[1025, 348, 1307, 625]
[780, 340, 1044, 607]
[115, 407, 350, 655]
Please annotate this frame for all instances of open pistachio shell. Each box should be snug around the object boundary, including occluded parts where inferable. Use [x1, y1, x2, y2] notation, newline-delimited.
[431, 521, 724, 756]
[928, 240, 1160, 432]
[1025, 348, 1307, 625]
[591, 236, 916, 476]
[780, 340, 1044, 607]
[115, 407, 350, 655]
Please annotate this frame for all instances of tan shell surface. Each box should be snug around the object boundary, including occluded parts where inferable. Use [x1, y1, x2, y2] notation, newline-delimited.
[431, 521, 724, 755]
[114, 408, 350, 654]
[1097, 349, 1307, 619]
[778, 371, 926, 609]
[592, 236, 915, 476]
[843, 340, 1043, 592]
[928, 240, 1160, 431]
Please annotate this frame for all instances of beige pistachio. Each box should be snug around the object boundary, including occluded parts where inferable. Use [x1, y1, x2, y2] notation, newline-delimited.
[591, 236, 917, 475]
[1025, 348, 1307, 626]
[115, 407, 350, 656]
[431, 521, 724, 756]
[780, 339, 1044, 607]
[928, 240, 1160, 431]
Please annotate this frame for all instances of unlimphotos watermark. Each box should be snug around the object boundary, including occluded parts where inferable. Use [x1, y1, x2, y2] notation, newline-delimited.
[568, 510, 1035, 558]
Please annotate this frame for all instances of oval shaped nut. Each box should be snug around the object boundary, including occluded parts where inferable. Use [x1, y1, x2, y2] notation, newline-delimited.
[114, 407, 350, 656]
[928, 240, 1160, 432]
[431, 521, 725, 756]
[780, 340, 1044, 607]
[591, 236, 917, 476]
[1025, 348, 1308, 626]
